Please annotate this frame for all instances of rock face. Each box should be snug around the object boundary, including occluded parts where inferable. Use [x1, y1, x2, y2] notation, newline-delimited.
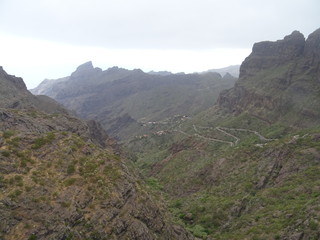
[218, 28, 320, 127]
[0, 67, 194, 240]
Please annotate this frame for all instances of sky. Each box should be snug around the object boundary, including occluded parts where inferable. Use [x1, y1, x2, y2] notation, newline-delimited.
[0, 0, 319, 89]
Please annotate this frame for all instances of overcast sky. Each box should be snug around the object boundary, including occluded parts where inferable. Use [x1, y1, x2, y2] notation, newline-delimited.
[0, 0, 319, 88]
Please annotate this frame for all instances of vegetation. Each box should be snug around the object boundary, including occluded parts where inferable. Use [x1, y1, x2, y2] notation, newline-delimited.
[31, 132, 55, 149]
[2, 129, 15, 138]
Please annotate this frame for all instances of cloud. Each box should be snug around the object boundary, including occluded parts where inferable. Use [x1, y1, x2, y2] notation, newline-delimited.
[1, 0, 319, 49]
[0, 0, 319, 88]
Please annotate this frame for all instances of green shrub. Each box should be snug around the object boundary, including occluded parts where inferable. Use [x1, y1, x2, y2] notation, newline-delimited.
[8, 189, 22, 199]
[103, 165, 121, 180]
[64, 178, 77, 186]
[67, 164, 76, 174]
[171, 199, 183, 209]
[31, 132, 55, 149]
[28, 234, 37, 240]
[188, 224, 208, 238]
[309, 220, 318, 231]
[7, 137, 20, 146]
[3, 130, 14, 139]
[1, 151, 10, 157]
[60, 201, 71, 208]
[31, 137, 47, 149]
[146, 177, 163, 190]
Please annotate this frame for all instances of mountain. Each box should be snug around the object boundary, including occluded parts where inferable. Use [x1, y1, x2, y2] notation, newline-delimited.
[123, 29, 320, 239]
[203, 65, 240, 78]
[31, 63, 237, 140]
[29, 28, 320, 239]
[0, 67, 193, 239]
[0, 66, 68, 115]
[218, 29, 320, 127]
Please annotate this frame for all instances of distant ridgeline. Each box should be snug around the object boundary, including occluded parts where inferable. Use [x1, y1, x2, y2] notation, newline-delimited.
[31, 63, 237, 140]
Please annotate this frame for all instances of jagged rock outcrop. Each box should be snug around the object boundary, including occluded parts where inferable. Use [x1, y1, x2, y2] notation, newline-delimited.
[0, 67, 194, 239]
[218, 28, 320, 127]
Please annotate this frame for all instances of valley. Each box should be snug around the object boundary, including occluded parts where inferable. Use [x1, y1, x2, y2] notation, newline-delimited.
[2, 27, 320, 240]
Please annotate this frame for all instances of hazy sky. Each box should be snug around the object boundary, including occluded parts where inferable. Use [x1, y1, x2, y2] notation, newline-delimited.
[0, 0, 319, 88]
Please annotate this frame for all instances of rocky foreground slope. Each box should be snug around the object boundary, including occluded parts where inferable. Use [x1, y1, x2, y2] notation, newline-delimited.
[0, 67, 193, 239]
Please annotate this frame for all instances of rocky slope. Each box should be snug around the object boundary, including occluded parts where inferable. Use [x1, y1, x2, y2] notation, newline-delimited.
[0, 67, 193, 240]
[31, 63, 237, 140]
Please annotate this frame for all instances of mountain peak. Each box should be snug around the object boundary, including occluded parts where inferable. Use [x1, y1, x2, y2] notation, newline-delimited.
[0, 66, 27, 91]
[251, 30, 305, 58]
[303, 28, 320, 68]
[240, 30, 306, 78]
[283, 30, 305, 42]
[70, 61, 102, 79]
[76, 61, 94, 71]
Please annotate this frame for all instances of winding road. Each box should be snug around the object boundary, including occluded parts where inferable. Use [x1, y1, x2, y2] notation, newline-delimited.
[180, 124, 277, 146]
[137, 117, 277, 146]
